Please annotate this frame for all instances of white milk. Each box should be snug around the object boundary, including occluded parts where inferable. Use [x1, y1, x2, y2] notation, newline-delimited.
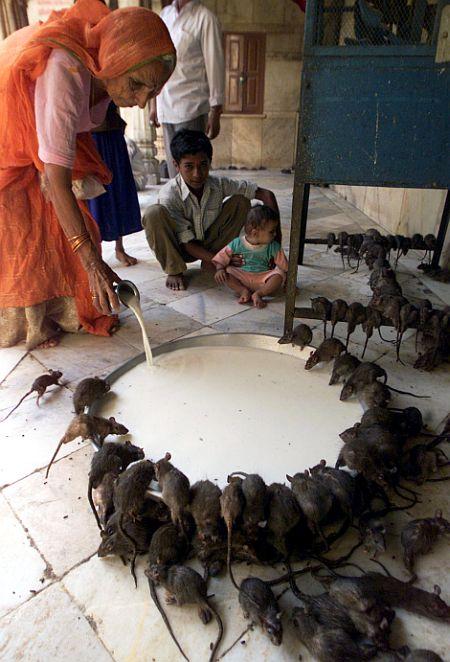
[119, 289, 153, 367]
[98, 342, 362, 486]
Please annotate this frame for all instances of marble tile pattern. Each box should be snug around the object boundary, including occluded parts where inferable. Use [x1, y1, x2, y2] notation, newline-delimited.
[0, 172, 449, 662]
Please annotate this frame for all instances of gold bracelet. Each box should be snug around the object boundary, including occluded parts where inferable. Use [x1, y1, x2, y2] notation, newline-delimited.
[71, 236, 91, 253]
[67, 231, 89, 246]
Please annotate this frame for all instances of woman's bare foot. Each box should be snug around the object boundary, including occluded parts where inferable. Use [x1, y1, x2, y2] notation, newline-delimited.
[252, 292, 267, 309]
[115, 249, 138, 267]
[35, 334, 61, 349]
[238, 288, 251, 304]
[166, 274, 186, 291]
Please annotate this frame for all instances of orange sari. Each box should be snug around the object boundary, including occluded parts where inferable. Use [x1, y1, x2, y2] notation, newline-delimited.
[0, 0, 175, 347]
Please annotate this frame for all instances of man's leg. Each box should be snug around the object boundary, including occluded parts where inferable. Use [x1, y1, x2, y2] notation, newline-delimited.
[141, 204, 190, 290]
[162, 115, 208, 179]
[204, 195, 251, 255]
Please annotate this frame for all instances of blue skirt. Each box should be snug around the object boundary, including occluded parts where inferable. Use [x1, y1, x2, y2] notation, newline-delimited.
[88, 130, 142, 242]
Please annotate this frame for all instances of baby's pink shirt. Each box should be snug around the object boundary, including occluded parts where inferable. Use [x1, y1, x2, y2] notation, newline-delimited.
[34, 49, 110, 169]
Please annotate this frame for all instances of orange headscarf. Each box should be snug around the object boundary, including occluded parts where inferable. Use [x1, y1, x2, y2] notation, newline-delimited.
[0, 0, 176, 190]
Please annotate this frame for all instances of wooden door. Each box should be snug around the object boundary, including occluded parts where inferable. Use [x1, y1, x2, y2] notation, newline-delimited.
[224, 32, 266, 114]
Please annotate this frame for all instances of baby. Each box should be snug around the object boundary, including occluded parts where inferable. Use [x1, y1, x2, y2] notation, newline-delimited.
[212, 205, 288, 308]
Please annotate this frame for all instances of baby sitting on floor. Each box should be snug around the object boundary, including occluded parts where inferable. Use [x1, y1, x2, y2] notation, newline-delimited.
[212, 205, 288, 308]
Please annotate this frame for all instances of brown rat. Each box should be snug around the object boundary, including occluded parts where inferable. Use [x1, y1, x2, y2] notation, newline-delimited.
[359, 514, 387, 559]
[344, 302, 366, 348]
[97, 514, 151, 560]
[329, 572, 450, 622]
[329, 353, 361, 386]
[311, 297, 332, 338]
[305, 337, 345, 370]
[287, 470, 333, 548]
[291, 323, 313, 349]
[330, 299, 349, 338]
[396, 303, 418, 363]
[358, 381, 391, 409]
[1, 369, 63, 422]
[309, 460, 355, 519]
[88, 441, 144, 529]
[146, 564, 223, 662]
[340, 362, 387, 401]
[154, 452, 190, 537]
[239, 577, 282, 645]
[360, 306, 382, 358]
[292, 606, 374, 661]
[189, 479, 222, 543]
[113, 459, 155, 586]
[227, 471, 268, 539]
[220, 476, 245, 588]
[45, 414, 129, 479]
[73, 376, 110, 414]
[401, 511, 450, 580]
[145, 524, 190, 662]
[266, 482, 302, 559]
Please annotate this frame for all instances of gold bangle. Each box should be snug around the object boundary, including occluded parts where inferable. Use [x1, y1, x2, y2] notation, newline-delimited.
[68, 231, 89, 245]
[71, 236, 91, 253]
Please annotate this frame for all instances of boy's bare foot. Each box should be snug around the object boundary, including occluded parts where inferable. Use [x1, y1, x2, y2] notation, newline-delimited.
[35, 334, 61, 349]
[166, 274, 186, 291]
[238, 289, 251, 304]
[252, 292, 267, 309]
[115, 249, 138, 267]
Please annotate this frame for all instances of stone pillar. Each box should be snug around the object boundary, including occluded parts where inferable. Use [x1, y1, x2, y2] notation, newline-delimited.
[121, 106, 161, 185]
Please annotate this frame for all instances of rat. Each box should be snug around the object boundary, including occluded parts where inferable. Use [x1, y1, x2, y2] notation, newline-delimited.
[360, 406, 423, 438]
[396, 303, 418, 363]
[220, 476, 245, 588]
[311, 297, 332, 338]
[361, 308, 382, 358]
[73, 376, 110, 414]
[402, 650, 444, 662]
[358, 382, 391, 409]
[291, 323, 313, 349]
[145, 524, 190, 662]
[339, 362, 387, 401]
[146, 564, 223, 662]
[88, 441, 144, 529]
[344, 302, 367, 348]
[330, 299, 348, 338]
[227, 471, 268, 539]
[287, 470, 333, 548]
[309, 460, 355, 519]
[266, 482, 302, 559]
[336, 430, 400, 486]
[329, 353, 361, 386]
[113, 459, 155, 586]
[1, 369, 63, 422]
[239, 577, 282, 645]
[305, 337, 345, 370]
[401, 511, 450, 580]
[189, 480, 222, 543]
[45, 414, 128, 478]
[154, 452, 190, 536]
[336, 231, 349, 269]
[359, 514, 387, 558]
[329, 572, 450, 622]
[292, 607, 374, 662]
[97, 514, 151, 560]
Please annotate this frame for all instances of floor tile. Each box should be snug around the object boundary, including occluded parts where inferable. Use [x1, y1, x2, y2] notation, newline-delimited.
[167, 287, 251, 326]
[0, 583, 112, 662]
[0, 384, 86, 488]
[3, 448, 100, 577]
[0, 493, 50, 618]
[30, 331, 138, 384]
[0, 346, 27, 385]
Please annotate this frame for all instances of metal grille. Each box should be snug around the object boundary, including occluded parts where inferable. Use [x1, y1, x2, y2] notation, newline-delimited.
[315, 0, 439, 46]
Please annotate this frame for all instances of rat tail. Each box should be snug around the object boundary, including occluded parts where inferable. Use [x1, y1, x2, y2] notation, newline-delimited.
[1, 389, 33, 422]
[227, 528, 240, 591]
[148, 577, 189, 661]
[118, 514, 138, 588]
[207, 601, 224, 662]
[45, 437, 66, 479]
[387, 385, 430, 398]
[88, 482, 102, 530]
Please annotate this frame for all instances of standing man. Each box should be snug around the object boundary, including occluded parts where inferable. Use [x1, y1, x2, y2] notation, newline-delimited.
[149, 0, 224, 178]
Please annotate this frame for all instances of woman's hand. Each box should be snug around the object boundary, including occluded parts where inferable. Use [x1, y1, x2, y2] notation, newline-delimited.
[86, 255, 121, 315]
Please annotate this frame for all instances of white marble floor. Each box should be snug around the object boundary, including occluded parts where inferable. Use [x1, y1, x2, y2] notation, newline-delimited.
[0, 171, 449, 662]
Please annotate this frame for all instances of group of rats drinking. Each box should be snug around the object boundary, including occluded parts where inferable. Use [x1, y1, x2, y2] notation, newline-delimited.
[2, 329, 449, 661]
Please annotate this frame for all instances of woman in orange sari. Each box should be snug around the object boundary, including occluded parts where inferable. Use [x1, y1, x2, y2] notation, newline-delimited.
[0, 0, 175, 348]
